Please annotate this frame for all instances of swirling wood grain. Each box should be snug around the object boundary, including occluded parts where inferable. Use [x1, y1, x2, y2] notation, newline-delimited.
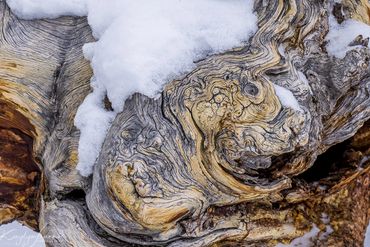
[0, 0, 369, 246]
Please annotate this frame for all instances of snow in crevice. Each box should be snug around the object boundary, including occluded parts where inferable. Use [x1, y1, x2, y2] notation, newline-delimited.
[326, 14, 370, 59]
[0, 221, 45, 247]
[365, 222, 370, 247]
[275, 214, 333, 247]
[6, 0, 87, 20]
[6, 0, 258, 176]
[278, 44, 287, 58]
[273, 84, 302, 112]
[74, 77, 116, 176]
[297, 71, 313, 95]
[275, 225, 320, 247]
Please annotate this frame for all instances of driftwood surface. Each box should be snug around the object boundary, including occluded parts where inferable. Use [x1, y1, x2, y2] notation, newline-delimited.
[0, 0, 369, 246]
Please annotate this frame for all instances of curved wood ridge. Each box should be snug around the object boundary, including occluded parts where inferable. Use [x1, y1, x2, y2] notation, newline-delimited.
[86, 0, 370, 245]
[0, 0, 369, 246]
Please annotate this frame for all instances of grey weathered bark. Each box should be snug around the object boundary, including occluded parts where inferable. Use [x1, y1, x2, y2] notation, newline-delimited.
[0, 0, 369, 246]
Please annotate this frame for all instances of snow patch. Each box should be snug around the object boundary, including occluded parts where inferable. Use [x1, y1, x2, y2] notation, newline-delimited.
[0, 221, 45, 247]
[276, 213, 333, 247]
[365, 222, 370, 247]
[74, 78, 115, 177]
[297, 71, 312, 95]
[273, 84, 302, 112]
[326, 15, 370, 59]
[6, 0, 87, 20]
[275, 225, 320, 247]
[278, 44, 286, 58]
[319, 213, 334, 240]
[7, 0, 258, 176]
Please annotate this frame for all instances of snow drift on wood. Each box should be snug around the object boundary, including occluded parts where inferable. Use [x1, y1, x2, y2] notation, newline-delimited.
[6, 0, 87, 19]
[326, 15, 370, 59]
[273, 84, 302, 112]
[275, 214, 333, 247]
[6, 0, 258, 176]
[0, 221, 46, 247]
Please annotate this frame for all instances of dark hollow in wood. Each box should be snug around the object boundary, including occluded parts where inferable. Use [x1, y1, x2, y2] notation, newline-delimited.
[0, 99, 41, 229]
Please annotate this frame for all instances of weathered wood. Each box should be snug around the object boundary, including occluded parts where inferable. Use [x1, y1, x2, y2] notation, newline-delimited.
[0, 0, 93, 229]
[0, 0, 369, 246]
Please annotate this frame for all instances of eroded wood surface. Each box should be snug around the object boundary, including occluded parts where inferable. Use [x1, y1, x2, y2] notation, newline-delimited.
[0, 0, 369, 246]
[0, 0, 93, 230]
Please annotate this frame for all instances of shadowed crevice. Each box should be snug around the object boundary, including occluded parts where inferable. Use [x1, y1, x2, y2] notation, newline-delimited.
[0, 100, 42, 229]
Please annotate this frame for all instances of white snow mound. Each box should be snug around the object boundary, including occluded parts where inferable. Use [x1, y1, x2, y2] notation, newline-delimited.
[6, 0, 258, 176]
[326, 15, 370, 59]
